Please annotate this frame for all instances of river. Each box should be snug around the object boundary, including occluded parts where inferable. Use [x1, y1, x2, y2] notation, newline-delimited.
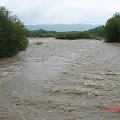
[0, 38, 120, 120]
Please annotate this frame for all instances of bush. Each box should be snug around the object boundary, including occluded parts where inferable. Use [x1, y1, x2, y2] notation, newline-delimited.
[0, 6, 28, 58]
[55, 31, 91, 40]
[26, 29, 56, 38]
[88, 25, 105, 38]
[105, 12, 120, 42]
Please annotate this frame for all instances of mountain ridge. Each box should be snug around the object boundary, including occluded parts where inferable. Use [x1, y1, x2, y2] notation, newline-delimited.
[25, 24, 101, 32]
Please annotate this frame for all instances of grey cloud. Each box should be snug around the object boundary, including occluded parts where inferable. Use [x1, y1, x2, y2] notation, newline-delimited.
[0, 0, 120, 24]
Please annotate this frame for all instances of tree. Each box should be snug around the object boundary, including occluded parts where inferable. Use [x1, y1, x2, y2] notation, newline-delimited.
[0, 6, 28, 58]
[88, 25, 105, 38]
[105, 12, 120, 42]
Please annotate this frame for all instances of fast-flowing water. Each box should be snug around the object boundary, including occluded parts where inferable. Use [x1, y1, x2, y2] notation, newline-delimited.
[0, 38, 120, 120]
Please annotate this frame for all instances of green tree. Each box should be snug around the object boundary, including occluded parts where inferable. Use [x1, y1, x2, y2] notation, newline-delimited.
[105, 12, 120, 42]
[88, 25, 105, 38]
[0, 6, 28, 58]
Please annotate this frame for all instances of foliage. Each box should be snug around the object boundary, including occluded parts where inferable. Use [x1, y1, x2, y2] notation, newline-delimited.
[26, 27, 105, 40]
[55, 31, 91, 40]
[54, 26, 105, 40]
[0, 6, 28, 58]
[87, 25, 105, 38]
[26, 29, 56, 38]
[105, 12, 120, 42]
[26, 13, 120, 42]
[26, 26, 105, 40]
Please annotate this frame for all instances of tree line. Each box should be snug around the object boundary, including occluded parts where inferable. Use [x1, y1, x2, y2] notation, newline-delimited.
[26, 26, 105, 40]
[26, 29, 56, 38]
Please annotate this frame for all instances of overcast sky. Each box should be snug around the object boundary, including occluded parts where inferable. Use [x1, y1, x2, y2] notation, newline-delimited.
[0, 0, 120, 24]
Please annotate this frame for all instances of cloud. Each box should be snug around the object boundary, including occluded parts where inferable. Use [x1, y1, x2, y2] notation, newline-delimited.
[0, 0, 120, 24]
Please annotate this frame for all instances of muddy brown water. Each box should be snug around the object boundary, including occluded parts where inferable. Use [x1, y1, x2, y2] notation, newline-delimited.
[0, 38, 120, 120]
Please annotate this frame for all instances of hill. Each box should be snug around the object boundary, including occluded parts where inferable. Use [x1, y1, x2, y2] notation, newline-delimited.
[25, 24, 100, 32]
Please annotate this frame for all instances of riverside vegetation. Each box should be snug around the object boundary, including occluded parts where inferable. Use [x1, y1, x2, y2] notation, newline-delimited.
[0, 6, 28, 58]
[26, 13, 120, 42]
[26, 26, 105, 40]
[0, 6, 120, 58]
[105, 12, 120, 42]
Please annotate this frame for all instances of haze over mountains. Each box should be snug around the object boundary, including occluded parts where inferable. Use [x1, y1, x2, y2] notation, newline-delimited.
[25, 24, 101, 32]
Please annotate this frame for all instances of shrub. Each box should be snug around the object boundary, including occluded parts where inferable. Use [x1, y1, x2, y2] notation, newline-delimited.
[55, 31, 91, 40]
[26, 29, 56, 38]
[0, 6, 28, 58]
[105, 12, 120, 42]
[88, 26, 105, 38]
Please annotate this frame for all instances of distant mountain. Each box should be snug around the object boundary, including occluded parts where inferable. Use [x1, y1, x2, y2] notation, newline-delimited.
[25, 24, 100, 32]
